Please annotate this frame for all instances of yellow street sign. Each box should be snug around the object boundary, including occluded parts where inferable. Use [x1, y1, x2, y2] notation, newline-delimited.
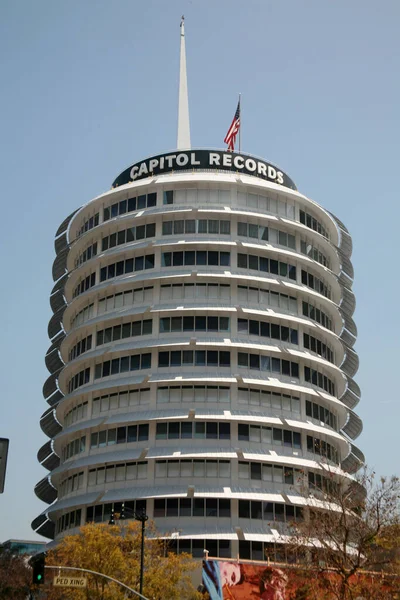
[53, 575, 87, 588]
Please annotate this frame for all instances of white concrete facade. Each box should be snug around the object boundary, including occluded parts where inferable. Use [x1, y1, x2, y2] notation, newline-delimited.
[33, 154, 363, 560]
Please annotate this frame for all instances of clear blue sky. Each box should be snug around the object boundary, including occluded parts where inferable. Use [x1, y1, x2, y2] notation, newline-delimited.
[0, 0, 398, 542]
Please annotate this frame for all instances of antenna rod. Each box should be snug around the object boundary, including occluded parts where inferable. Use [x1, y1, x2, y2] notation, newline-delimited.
[177, 16, 191, 149]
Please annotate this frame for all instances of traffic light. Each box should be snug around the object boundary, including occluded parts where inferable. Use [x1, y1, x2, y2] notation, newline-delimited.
[32, 554, 45, 585]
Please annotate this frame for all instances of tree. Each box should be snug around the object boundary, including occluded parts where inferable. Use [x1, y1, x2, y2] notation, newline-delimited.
[45, 521, 203, 600]
[288, 469, 400, 600]
[0, 546, 31, 599]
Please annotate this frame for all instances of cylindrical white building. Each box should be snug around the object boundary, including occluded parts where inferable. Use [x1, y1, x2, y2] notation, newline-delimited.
[33, 149, 363, 560]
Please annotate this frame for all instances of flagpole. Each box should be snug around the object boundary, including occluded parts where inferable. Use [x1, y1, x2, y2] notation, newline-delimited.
[239, 93, 241, 152]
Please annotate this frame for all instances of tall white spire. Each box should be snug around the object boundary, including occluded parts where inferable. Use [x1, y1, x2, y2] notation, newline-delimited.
[177, 16, 191, 149]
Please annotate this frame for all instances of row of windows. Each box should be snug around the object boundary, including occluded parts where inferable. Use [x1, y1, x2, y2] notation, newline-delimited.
[238, 352, 299, 378]
[90, 424, 149, 449]
[304, 366, 335, 396]
[157, 385, 230, 404]
[305, 400, 338, 430]
[98, 286, 153, 315]
[92, 389, 151, 414]
[308, 471, 338, 494]
[162, 250, 230, 268]
[238, 222, 296, 250]
[154, 497, 231, 518]
[301, 269, 330, 298]
[75, 241, 98, 268]
[59, 472, 84, 498]
[238, 318, 298, 344]
[68, 367, 90, 393]
[160, 282, 230, 300]
[299, 209, 329, 239]
[239, 500, 303, 522]
[162, 219, 230, 236]
[304, 333, 334, 363]
[170, 538, 230, 558]
[237, 253, 297, 281]
[93, 353, 151, 379]
[158, 350, 231, 368]
[63, 436, 86, 461]
[163, 189, 229, 205]
[70, 303, 95, 329]
[64, 401, 88, 427]
[302, 301, 333, 331]
[101, 223, 156, 251]
[238, 191, 295, 218]
[73, 272, 96, 299]
[300, 240, 329, 268]
[56, 509, 82, 534]
[239, 462, 300, 484]
[69, 335, 92, 361]
[238, 424, 302, 448]
[100, 254, 155, 282]
[103, 193, 156, 221]
[96, 319, 153, 346]
[155, 459, 231, 478]
[88, 462, 147, 486]
[156, 421, 230, 440]
[237, 388, 300, 413]
[237, 286, 298, 313]
[159, 316, 230, 333]
[307, 435, 339, 464]
[76, 213, 99, 239]
[86, 500, 146, 524]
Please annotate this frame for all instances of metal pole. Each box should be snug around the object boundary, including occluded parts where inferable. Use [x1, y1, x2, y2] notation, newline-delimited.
[140, 518, 145, 595]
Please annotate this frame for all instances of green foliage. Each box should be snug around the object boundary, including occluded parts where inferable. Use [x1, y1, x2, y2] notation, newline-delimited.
[46, 521, 202, 600]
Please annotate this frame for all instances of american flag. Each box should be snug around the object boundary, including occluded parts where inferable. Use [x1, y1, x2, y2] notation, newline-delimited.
[224, 99, 241, 152]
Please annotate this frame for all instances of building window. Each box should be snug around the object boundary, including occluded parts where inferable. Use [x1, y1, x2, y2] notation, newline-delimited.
[101, 223, 156, 251]
[238, 424, 301, 448]
[94, 353, 151, 379]
[153, 497, 231, 518]
[76, 213, 99, 239]
[305, 400, 337, 430]
[70, 303, 95, 328]
[62, 436, 86, 461]
[238, 319, 298, 344]
[237, 192, 295, 218]
[299, 210, 329, 239]
[238, 500, 303, 522]
[100, 254, 155, 282]
[237, 388, 300, 413]
[304, 333, 334, 363]
[75, 241, 98, 267]
[300, 240, 329, 268]
[162, 219, 230, 236]
[90, 424, 149, 449]
[162, 251, 230, 268]
[237, 253, 296, 280]
[69, 335, 93, 361]
[301, 270, 330, 298]
[158, 350, 230, 368]
[160, 282, 230, 301]
[73, 272, 96, 298]
[59, 472, 84, 498]
[86, 500, 147, 524]
[302, 301, 332, 331]
[56, 509, 82, 533]
[88, 462, 147, 486]
[238, 462, 301, 484]
[160, 316, 229, 333]
[237, 352, 299, 378]
[155, 459, 231, 479]
[156, 421, 230, 440]
[97, 286, 153, 316]
[68, 368, 90, 393]
[237, 286, 298, 313]
[96, 319, 152, 346]
[92, 388, 150, 414]
[157, 385, 230, 404]
[64, 401, 88, 427]
[306, 435, 339, 464]
[103, 194, 156, 221]
[304, 366, 335, 396]
[237, 222, 296, 250]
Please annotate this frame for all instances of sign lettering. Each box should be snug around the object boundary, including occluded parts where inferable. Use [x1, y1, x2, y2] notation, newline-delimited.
[112, 150, 297, 190]
[53, 576, 87, 588]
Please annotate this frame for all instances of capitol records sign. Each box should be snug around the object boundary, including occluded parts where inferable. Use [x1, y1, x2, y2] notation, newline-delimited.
[112, 150, 297, 191]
